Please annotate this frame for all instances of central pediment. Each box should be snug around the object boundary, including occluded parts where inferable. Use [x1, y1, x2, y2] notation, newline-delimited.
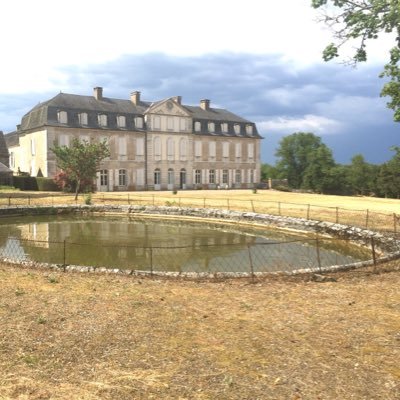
[145, 97, 191, 117]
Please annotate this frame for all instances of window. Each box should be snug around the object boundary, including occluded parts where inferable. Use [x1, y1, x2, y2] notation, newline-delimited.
[194, 121, 201, 132]
[154, 169, 161, 185]
[221, 123, 228, 133]
[168, 168, 174, 185]
[119, 169, 127, 186]
[249, 169, 254, 184]
[153, 116, 161, 130]
[180, 138, 187, 160]
[118, 137, 127, 160]
[234, 124, 241, 135]
[136, 137, 144, 159]
[209, 169, 215, 184]
[235, 143, 242, 159]
[209, 141, 216, 160]
[195, 169, 201, 184]
[78, 112, 88, 125]
[248, 143, 254, 159]
[10, 152, 15, 168]
[135, 116, 143, 129]
[167, 137, 174, 160]
[180, 118, 186, 131]
[222, 142, 229, 159]
[246, 124, 253, 135]
[98, 114, 107, 127]
[235, 169, 241, 184]
[194, 140, 202, 158]
[180, 169, 186, 188]
[222, 170, 229, 184]
[100, 170, 108, 186]
[117, 115, 126, 128]
[208, 122, 215, 133]
[59, 134, 69, 147]
[167, 117, 174, 130]
[154, 136, 161, 161]
[57, 111, 68, 124]
[31, 138, 36, 156]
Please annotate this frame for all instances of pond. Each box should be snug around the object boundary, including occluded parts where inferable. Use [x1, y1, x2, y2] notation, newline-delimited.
[0, 214, 370, 273]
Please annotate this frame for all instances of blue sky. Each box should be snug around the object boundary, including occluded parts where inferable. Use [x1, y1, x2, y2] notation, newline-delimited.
[0, 0, 397, 165]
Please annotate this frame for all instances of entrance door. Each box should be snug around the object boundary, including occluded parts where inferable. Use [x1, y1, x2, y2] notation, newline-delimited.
[99, 169, 109, 192]
[180, 169, 186, 189]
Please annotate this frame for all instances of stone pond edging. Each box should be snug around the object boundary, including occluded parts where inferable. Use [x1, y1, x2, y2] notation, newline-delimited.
[0, 204, 399, 277]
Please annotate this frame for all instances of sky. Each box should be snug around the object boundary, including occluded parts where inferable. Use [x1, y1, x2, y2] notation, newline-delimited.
[0, 0, 398, 165]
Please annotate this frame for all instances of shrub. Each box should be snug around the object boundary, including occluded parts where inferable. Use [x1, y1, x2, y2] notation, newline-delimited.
[13, 176, 38, 191]
[36, 177, 60, 192]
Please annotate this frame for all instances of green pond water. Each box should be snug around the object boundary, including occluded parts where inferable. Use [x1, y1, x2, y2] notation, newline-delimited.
[0, 215, 370, 273]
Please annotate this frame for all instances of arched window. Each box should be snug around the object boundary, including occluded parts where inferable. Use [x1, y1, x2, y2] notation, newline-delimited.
[168, 168, 174, 185]
[180, 168, 186, 189]
[119, 169, 127, 186]
[195, 169, 201, 184]
[154, 168, 161, 185]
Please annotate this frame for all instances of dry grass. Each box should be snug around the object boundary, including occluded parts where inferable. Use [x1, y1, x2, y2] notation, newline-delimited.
[0, 262, 399, 399]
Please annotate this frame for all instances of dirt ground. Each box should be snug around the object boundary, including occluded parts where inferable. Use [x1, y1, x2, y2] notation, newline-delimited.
[0, 262, 399, 400]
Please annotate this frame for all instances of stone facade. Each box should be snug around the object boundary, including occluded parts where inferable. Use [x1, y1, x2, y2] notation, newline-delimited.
[5, 88, 262, 191]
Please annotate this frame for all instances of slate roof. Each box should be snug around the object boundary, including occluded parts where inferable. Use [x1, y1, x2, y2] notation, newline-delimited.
[14, 91, 261, 138]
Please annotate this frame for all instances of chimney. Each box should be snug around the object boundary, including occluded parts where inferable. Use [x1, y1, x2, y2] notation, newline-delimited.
[130, 91, 141, 105]
[93, 87, 103, 100]
[173, 96, 182, 105]
[200, 99, 210, 111]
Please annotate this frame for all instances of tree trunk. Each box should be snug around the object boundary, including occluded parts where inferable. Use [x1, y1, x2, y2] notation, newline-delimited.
[74, 179, 81, 201]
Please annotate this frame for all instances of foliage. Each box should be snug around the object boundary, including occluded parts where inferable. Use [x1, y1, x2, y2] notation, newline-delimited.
[261, 163, 279, 180]
[376, 146, 400, 197]
[312, 0, 400, 120]
[36, 177, 60, 192]
[275, 132, 336, 190]
[51, 138, 110, 200]
[13, 176, 38, 191]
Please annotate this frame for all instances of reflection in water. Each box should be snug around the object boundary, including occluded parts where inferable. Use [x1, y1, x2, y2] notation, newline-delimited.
[0, 215, 370, 273]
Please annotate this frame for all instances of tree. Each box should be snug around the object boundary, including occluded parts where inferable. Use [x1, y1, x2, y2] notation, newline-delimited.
[51, 138, 110, 200]
[347, 154, 375, 195]
[376, 146, 400, 197]
[261, 163, 279, 181]
[275, 132, 333, 189]
[312, 0, 400, 120]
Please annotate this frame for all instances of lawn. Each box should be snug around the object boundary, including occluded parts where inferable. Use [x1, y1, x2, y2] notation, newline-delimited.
[0, 263, 399, 399]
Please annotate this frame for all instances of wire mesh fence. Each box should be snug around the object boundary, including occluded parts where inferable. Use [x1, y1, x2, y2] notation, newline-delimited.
[0, 233, 389, 277]
[0, 192, 398, 234]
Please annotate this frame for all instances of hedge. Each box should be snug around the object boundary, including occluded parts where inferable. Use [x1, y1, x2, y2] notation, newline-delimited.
[12, 176, 60, 192]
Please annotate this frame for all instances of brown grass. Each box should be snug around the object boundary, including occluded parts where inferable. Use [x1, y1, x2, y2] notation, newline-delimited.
[0, 262, 399, 399]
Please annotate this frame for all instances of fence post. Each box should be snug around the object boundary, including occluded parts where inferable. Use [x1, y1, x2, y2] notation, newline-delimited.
[149, 247, 153, 276]
[251, 200, 255, 213]
[247, 244, 255, 283]
[307, 204, 310, 220]
[179, 197, 181, 207]
[336, 207, 339, 224]
[366, 209, 369, 229]
[152, 194, 155, 206]
[315, 236, 322, 272]
[371, 237, 377, 273]
[28, 196, 31, 206]
[394, 213, 397, 234]
[278, 202, 281, 216]
[63, 239, 67, 271]
[8, 196, 11, 207]
[227, 199, 230, 210]
[203, 198, 206, 208]
[128, 194, 130, 205]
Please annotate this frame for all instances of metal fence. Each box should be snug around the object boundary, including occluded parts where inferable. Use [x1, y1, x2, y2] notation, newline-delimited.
[0, 234, 390, 277]
[0, 192, 399, 234]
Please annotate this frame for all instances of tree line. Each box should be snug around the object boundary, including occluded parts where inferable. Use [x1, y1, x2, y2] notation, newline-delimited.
[262, 132, 400, 198]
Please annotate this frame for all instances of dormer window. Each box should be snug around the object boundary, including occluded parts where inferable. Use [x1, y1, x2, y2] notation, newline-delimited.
[98, 114, 107, 127]
[135, 116, 143, 129]
[78, 112, 88, 126]
[246, 124, 253, 135]
[221, 123, 228, 133]
[117, 115, 126, 128]
[208, 122, 215, 133]
[57, 111, 68, 124]
[194, 121, 201, 132]
[234, 124, 241, 135]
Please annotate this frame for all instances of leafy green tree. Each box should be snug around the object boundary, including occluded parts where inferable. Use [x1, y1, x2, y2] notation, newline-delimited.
[347, 154, 375, 195]
[51, 138, 110, 200]
[261, 163, 279, 181]
[312, 0, 400, 120]
[376, 146, 400, 197]
[275, 132, 332, 189]
[302, 144, 336, 193]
